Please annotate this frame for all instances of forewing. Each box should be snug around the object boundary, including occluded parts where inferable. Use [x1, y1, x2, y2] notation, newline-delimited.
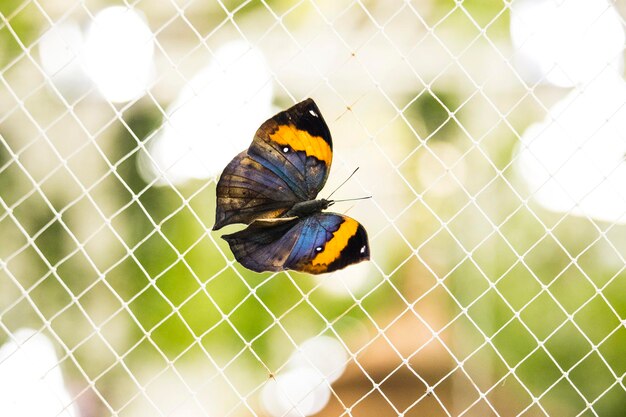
[214, 151, 298, 230]
[248, 98, 333, 201]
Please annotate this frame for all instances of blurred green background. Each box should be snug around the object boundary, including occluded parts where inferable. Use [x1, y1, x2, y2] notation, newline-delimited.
[1, 1, 626, 416]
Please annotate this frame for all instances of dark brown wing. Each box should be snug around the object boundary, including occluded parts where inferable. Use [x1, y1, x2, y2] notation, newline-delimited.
[213, 151, 298, 230]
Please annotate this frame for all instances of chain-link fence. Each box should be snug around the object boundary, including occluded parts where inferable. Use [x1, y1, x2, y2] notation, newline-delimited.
[1, 1, 626, 416]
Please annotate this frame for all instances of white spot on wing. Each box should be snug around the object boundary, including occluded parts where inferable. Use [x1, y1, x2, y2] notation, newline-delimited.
[309, 109, 318, 117]
[360, 245, 366, 254]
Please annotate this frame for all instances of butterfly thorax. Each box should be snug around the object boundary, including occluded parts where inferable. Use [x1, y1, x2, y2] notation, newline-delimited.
[284, 199, 332, 218]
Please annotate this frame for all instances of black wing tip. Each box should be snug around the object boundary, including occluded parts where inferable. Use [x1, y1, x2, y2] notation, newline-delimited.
[276, 98, 332, 149]
[297, 98, 319, 110]
[325, 222, 370, 273]
[287, 98, 321, 117]
[356, 223, 370, 259]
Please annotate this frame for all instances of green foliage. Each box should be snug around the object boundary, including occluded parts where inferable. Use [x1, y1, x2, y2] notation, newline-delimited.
[406, 90, 459, 142]
[0, 0, 41, 66]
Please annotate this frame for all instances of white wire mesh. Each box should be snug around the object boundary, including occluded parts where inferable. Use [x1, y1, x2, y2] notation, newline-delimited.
[1, 1, 626, 416]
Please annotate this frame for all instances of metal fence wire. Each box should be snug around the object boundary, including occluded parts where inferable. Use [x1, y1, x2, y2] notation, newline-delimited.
[1, 0, 626, 416]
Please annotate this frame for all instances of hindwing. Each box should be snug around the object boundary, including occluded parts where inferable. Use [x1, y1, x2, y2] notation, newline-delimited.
[222, 213, 370, 274]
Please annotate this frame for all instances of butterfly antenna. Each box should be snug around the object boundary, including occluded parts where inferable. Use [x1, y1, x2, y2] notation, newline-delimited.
[331, 196, 372, 203]
[326, 167, 360, 200]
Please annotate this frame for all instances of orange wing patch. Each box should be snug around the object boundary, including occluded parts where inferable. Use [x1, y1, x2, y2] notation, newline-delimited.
[270, 124, 332, 164]
[311, 217, 359, 267]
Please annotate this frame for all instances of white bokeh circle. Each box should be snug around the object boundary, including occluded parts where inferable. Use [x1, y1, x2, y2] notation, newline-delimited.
[0, 329, 79, 417]
[510, 0, 624, 87]
[287, 336, 349, 384]
[261, 368, 331, 417]
[139, 41, 273, 185]
[83, 6, 155, 103]
[516, 71, 626, 223]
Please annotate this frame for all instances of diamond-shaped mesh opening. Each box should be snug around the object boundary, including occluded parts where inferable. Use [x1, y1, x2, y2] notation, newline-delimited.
[2, 1, 626, 416]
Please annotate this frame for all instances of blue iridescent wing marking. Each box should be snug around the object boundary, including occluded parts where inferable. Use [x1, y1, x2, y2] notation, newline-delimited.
[222, 213, 370, 274]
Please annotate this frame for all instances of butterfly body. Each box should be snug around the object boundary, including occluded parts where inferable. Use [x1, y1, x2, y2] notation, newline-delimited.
[214, 99, 370, 274]
[284, 198, 331, 217]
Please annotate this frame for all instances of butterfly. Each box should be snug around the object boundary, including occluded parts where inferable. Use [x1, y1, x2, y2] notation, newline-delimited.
[213, 98, 370, 274]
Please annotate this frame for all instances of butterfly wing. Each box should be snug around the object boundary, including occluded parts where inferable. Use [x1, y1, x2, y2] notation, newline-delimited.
[214, 98, 333, 230]
[248, 98, 332, 201]
[222, 213, 369, 274]
[214, 151, 299, 230]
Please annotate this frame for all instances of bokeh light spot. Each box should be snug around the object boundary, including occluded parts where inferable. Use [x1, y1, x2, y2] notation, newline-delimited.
[139, 41, 273, 185]
[516, 71, 626, 223]
[261, 368, 331, 417]
[0, 329, 79, 417]
[510, 0, 624, 87]
[287, 336, 348, 383]
[83, 6, 155, 103]
[38, 21, 88, 97]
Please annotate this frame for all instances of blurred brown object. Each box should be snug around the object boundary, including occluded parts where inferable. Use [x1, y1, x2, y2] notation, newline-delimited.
[319, 301, 526, 417]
